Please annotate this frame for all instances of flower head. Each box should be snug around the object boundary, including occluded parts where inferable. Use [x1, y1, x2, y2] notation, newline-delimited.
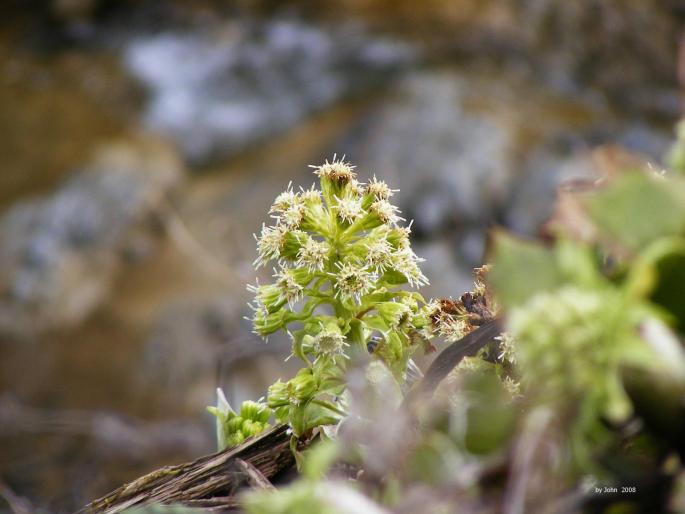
[270, 186, 299, 214]
[391, 248, 428, 287]
[313, 326, 348, 357]
[370, 199, 402, 225]
[248, 282, 281, 312]
[496, 332, 517, 364]
[426, 298, 466, 341]
[387, 225, 412, 249]
[299, 185, 322, 204]
[333, 262, 374, 303]
[297, 236, 329, 272]
[365, 239, 393, 270]
[255, 224, 289, 267]
[365, 176, 397, 201]
[335, 196, 364, 223]
[275, 269, 305, 307]
[311, 157, 357, 183]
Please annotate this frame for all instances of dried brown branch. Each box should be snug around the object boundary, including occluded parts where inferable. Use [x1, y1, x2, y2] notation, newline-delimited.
[404, 318, 502, 407]
[78, 424, 308, 514]
[234, 459, 275, 490]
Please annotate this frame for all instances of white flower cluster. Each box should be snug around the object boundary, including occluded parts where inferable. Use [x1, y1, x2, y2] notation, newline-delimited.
[250, 158, 429, 337]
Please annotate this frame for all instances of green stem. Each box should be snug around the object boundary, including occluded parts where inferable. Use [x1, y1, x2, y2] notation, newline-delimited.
[311, 399, 348, 418]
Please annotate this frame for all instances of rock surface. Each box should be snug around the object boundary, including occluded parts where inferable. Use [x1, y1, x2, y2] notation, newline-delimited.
[0, 138, 182, 337]
[125, 18, 415, 165]
[353, 71, 513, 237]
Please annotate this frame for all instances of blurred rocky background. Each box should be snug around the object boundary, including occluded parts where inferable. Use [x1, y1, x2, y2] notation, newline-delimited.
[0, 0, 682, 512]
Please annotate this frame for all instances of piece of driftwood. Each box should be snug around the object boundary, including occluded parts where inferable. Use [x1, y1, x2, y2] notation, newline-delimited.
[78, 424, 301, 514]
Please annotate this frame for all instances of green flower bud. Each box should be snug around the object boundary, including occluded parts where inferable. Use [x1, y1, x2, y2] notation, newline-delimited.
[208, 391, 271, 450]
[241, 419, 266, 438]
[226, 416, 244, 434]
[248, 283, 283, 313]
[253, 307, 288, 337]
[333, 261, 374, 303]
[240, 400, 271, 424]
[377, 301, 412, 329]
[228, 431, 245, 447]
[267, 380, 290, 408]
[289, 368, 318, 403]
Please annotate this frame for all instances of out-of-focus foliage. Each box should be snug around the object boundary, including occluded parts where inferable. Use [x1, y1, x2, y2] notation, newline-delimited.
[242, 141, 685, 513]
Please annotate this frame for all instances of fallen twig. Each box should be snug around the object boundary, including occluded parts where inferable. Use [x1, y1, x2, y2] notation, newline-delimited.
[234, 459, 275, 490]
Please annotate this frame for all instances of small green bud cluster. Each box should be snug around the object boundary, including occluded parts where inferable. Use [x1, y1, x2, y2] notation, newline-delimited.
[266, 359, 346, 437]
[207, 389, 272, 450]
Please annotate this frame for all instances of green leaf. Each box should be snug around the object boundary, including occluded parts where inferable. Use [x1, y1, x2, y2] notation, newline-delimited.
[630, 237, 685, 332]
[585, 172, 685, 253]
[489, 231, 564, 309]
[363, 315, 390, 332]
[380, 269, 409, 285]
[289, 401, 340, 437]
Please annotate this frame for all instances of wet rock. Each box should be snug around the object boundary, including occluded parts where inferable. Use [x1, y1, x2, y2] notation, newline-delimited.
[0, 138, 182, 337]
[125, 18, 415, 165]
[504, 148, 597, 235]
[353, 71, 513, 240]
[324, 0, 682, 116]
[349, 68, 672, 258]
[505, 123, 671, 235]
[139, 296, 296, 414]
[413, 239, 473, 299]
